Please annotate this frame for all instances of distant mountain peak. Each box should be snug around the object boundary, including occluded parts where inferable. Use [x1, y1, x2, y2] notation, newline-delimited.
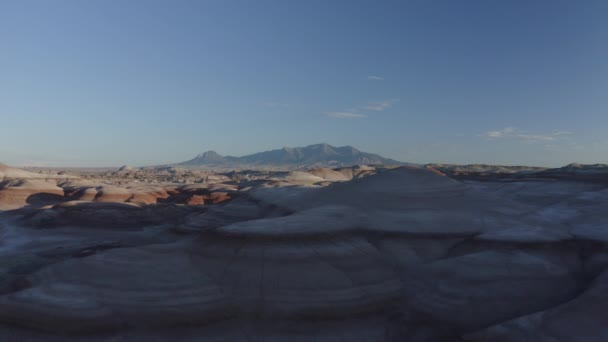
[310, 142, 331, 148]
[177, 144, 406, 169]
[196, 150, 223, 159]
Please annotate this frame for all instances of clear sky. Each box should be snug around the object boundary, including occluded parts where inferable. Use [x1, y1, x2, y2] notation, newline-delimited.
[1, 0, 607, 167]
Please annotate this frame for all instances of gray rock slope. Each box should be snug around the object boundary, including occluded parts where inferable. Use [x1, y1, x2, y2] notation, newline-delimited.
[0, 166, 607, 341]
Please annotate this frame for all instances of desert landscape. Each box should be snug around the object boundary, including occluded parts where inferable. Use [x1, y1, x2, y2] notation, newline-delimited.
[1, 144, 607, 341]
[3, 1, 607, 340]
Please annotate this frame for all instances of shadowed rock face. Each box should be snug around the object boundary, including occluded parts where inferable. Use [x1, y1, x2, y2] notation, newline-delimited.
[465, 269, 608, 342]
[0, 165, 607, 341]
[427, 163, 608, 183]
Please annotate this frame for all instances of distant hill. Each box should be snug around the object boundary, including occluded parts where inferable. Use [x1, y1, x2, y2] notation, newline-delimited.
[532, 163, 608, 182]
[540, 163, 608, 174]
[426, 164, 546, 175]
[0, 162, 77, 179]
[424, 162, 608, 182]
[177, 143, 406, 169]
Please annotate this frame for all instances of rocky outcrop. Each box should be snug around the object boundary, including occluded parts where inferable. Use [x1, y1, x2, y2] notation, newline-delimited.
[0, 180, 64, 210]
[0, 166, 607, 340]
[308, 168, 351, 181]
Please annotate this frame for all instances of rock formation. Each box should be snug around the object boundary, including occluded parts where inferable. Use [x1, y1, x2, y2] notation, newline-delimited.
[0, 163, 607, 341]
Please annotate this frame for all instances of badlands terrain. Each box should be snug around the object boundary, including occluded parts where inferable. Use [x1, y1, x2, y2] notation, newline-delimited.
[1, 159, 608, 341]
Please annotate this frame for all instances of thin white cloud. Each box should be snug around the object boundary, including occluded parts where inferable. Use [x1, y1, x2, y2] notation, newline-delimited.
[365, 99, 399, 111]
[481, 127, 517, 138]
[324, 98, 398, 119]
[324, 112, 366, 119]
[480, 127, 573, 142]
[367, 75, 384, 81]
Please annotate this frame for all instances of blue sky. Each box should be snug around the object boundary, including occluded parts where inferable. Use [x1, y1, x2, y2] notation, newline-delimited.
[1, 0, 607, 167]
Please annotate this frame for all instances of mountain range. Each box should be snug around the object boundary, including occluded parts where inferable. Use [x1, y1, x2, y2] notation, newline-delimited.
[176, 143, 405, 169]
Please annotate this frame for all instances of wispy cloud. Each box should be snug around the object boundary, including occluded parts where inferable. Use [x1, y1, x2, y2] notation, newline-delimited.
[324, 98, 398, 119]
[365, 99, 399, 111]
[367, 75, 384, 81]
[481, 127, 517, 138]
[480, 127, 573, 142]
[324, 112, 366, 119]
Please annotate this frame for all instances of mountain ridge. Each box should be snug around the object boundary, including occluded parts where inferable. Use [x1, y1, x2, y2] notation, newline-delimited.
[177, 143, 405, 169]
